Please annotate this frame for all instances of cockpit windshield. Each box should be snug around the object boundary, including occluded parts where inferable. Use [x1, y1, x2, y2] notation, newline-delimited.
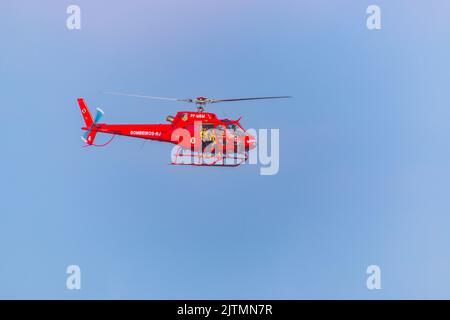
[226, 123, 245, 136]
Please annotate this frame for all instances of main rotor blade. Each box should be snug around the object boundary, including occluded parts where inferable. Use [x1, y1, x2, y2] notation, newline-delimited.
[210, 96, 292, 103]
[103, 92, 192, 103]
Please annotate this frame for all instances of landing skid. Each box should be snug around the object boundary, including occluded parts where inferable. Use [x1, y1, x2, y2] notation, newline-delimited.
[171, 146, 248, 167]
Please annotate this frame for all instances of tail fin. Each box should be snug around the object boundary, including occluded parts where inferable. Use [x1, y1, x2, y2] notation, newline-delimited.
[78, 98, 94, 128]
[81, 129, 99, 144]
[77, 98, 104, 145]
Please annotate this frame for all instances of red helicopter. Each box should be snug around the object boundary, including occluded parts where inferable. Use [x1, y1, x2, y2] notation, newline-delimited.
[77, 93, 290, 166]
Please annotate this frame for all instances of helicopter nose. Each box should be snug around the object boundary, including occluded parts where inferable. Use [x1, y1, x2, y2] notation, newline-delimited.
[246, 135, 257, 150]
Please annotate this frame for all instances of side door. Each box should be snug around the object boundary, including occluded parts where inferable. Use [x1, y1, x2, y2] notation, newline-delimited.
[201, 123, 215, 151]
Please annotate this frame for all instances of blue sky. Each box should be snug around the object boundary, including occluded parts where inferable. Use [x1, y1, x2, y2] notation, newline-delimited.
[1, 0, 450, 299]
